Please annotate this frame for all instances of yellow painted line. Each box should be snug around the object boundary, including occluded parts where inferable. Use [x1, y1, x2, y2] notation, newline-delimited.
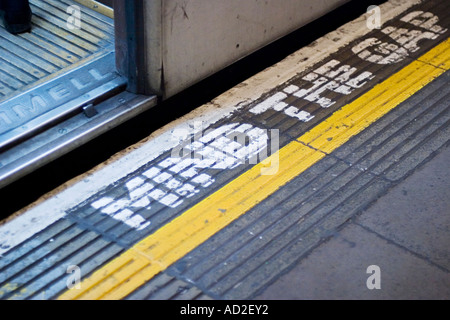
[58, 38, 449, 300]
[418, 36, 450, 70]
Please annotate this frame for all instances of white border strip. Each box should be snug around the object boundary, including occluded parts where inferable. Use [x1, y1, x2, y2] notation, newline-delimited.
[0, 0, 422, 255]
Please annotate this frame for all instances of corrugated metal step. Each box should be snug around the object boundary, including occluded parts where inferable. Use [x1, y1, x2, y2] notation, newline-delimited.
[0, 0, 115, 103]
[0, 0, 157, 188]
[0, 0, 119, 149]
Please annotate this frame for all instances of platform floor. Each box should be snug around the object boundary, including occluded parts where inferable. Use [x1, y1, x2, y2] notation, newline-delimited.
[257, 143, 450, 300]
[0, 0, 449, 300]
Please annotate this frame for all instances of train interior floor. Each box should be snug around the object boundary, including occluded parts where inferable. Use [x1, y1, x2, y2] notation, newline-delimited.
[0, 0, 116, 141]
[0, 0, 157, 190]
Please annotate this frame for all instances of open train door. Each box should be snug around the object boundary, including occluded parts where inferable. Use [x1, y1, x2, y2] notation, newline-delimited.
[114, 0, 349, 99]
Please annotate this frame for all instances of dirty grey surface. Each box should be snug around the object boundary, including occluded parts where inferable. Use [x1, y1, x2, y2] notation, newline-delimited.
[256, 144, 450, 300]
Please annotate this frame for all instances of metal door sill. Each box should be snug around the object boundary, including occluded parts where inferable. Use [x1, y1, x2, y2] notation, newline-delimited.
[0, 91, 157, 188]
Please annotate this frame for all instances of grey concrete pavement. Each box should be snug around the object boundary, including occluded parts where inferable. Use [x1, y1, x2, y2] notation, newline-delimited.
[257, 143, 450, 300]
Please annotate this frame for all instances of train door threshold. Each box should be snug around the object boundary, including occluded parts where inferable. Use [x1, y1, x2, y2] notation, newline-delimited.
[0, 0, 157, 188]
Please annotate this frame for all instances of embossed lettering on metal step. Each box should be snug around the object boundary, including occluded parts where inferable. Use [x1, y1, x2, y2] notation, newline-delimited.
[0, 52, 126, 150]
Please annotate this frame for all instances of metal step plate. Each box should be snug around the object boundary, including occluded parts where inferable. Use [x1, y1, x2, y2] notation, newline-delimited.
[0, 0, 118, 149]
[0, 91, 157, 189]
[0, 0, 448, 302]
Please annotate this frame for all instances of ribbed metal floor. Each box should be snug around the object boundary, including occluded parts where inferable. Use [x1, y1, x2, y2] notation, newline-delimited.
[0, 0, 114, 102]
[0, 0, 118, 152]
[0, 0, 129, 185]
